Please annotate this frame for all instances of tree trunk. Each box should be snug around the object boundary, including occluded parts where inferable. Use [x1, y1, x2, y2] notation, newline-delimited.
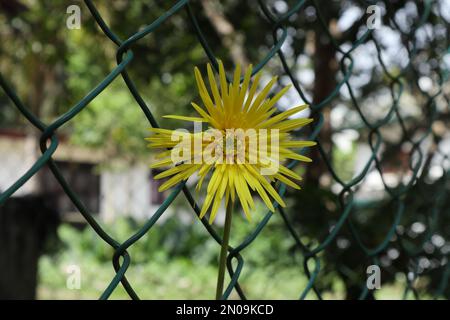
[306, 17, 338, 188]
[0, 196, 59, 299]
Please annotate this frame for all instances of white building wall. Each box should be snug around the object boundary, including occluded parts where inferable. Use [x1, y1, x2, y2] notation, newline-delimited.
[0, 135, 40, 196]
[100, 164, 158, 222]
[0, 134, 170, 222]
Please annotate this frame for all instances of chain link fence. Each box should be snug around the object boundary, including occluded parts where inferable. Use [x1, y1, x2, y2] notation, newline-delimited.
[0, 0, 449, 299]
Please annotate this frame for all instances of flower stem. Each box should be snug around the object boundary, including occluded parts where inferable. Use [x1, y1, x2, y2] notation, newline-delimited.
[215, 202, 233, 300]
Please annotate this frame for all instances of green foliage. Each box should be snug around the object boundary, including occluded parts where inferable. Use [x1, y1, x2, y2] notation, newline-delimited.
[38, 213, 414, 299]
[69, 82, 149, 157]
[55, 210, 301, 267]
[332, 141, 357, 182]
[38, 214, 311, 299]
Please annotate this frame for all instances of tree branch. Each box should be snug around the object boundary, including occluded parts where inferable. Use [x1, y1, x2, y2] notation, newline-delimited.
[200, 0, 249, 67]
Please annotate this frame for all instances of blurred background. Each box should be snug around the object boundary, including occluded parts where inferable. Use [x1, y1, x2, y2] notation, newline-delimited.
[0, 0, 449, 299]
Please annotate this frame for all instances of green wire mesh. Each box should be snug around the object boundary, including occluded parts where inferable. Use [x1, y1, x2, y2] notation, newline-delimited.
[0, 0, 449, 300]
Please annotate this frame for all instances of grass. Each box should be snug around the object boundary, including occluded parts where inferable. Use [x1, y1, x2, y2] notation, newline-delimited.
[37, 216, 313, 300]
[36, 216, 420, 300]
[37, 249, 311, 299]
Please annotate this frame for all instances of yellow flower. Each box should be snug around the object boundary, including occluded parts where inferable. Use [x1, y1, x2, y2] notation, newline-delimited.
[146, 62, 316, 223]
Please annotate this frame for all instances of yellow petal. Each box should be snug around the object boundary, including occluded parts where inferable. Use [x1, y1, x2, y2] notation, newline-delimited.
[154, 164, 188, 179]
[280, 140, 317, 148]
[163, 115, 207, 122]
[278, 165, 302, 181]
[218, 60, 229, 104]
[258, 105, 308, 128]
[274, 173, 301, 189]
[243, 72, 262, 112]
[207, 63, 223, 110]
[275, 118, 314, 132]
[150, 158, 173, 169]
[248, 76, 278, 111]
[237, 64, 253, 109]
